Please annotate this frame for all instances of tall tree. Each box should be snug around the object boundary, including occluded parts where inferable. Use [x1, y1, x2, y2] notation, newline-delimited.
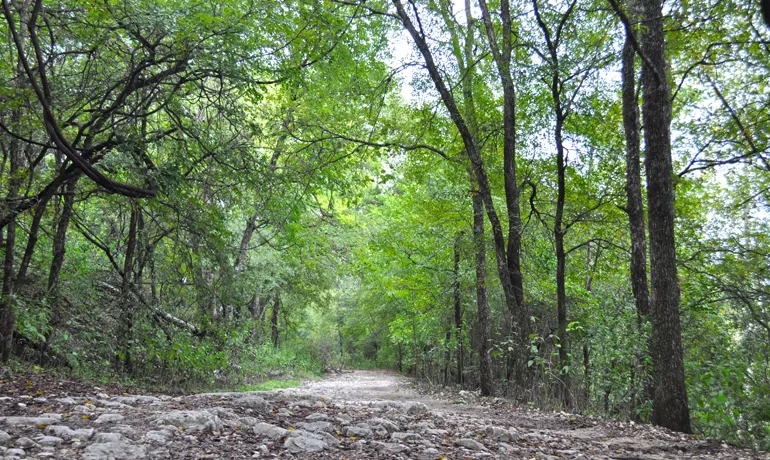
[639, 0, 691, 433]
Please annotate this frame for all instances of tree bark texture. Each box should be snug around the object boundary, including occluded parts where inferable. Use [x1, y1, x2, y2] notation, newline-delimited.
[472, 179, 494, 397]
[271, 291, 280, 348]
[453, 235, 464, 386]
[622, 0, 651, 322]
[42, 176, 79, 354]
[639, 0, 692, 433]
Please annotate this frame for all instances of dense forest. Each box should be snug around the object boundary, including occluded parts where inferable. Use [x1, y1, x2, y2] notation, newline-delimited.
[0, 0, 769, 451]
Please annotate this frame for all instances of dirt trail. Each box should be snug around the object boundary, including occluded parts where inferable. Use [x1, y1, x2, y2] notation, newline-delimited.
[0, 369, 767, 459]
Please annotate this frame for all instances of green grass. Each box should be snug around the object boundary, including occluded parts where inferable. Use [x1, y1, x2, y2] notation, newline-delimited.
[236, 379, 303, 392]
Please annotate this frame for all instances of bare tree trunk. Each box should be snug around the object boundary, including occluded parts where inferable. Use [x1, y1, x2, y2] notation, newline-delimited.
[117, 201, 139, 374]
[17, 186, 56, 283]
[554, 115, 572, 408]
[639, 0, 691, 433]
[532, 0, 577, 409]
[271, 291, 280, 348]
[392, 2, 521, 360]
[0, 142, 19, 361]
[0, 0, 30, 362]
[42, 176, 79, 354]
[621, 0, 654, 416]
[472, 176, 494, 397]
[453, 235, 464, 386]
[622, 0, 651, 322]
[477, 0, 530, 391]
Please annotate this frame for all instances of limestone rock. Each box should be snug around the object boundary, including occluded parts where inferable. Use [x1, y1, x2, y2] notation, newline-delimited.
[0, 416, 62, 427]
[43, 425, 95, 441]
[94, 414, 125, 424]
[283, 434, 327, 453]
[252, 422, 288, 440]
[297, 421, 335, 433]
[153, 410, 222, 434]
[83, 441, 149, 460]
[33, 435, 63, 446]
[343, 425, 372, 438]
[93, 432, 126, 443]
[455, 438, 485, 451]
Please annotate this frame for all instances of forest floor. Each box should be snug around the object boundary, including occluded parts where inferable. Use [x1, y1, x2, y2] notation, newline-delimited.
[0, 369, 767, 459]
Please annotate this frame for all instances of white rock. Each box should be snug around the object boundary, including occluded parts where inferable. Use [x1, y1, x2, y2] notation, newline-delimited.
[83, 441, 148, 460]
[33, 435, 63, 446]
[153, 410, 222, 434]
[455, 438, 485, 451]
[43, 425, 95, 441]
[94, 414, 125, 424]
[251, 422, 288, 440]
[283, 434, 327, 453]
[93, 432, 126, 443]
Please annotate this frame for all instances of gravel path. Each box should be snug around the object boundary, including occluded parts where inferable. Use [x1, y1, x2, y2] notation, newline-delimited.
[0, 369, 767, 459]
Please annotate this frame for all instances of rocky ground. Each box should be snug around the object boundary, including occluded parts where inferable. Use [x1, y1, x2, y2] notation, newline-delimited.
[0, 370, 767, 459]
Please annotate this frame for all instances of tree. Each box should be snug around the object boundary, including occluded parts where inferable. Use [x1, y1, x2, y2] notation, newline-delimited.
[639, 0, 692, 433]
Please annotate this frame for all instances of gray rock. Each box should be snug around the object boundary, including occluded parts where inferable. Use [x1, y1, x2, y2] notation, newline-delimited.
[133, 396, 162, 405]
[33, 435, 63, 446]
[108, 397, 137, 406]
[153, 410, 222, 433]
[317, 431, 340, 448]
[237, 416, 258, 427]
[233, 395, 270, 412]
[407, 402, 429, 415]
[291, 400, 315, 409]
[83, 441, 149, 459]
[55, 397, 78, 405]
[94, 414, 125, 424]
[93, 432, 126, 443]
[372, 441, 409, 453]
[334, 414, 352, 425]
[455, 438, 485, 450]
[297, 421, 335, 433]
[483, 425, 518, 442]
[43, 425, 95, 441]
[252, 422, 288, 440]
[15, 436, 39, 448]
[534, 453, 559, 460]
[0, 416, 61, 427]
[391, 432, 424, 443]
[0, 430, 9, 445]
[305, 413, 328, 421]
[5, 447, 26, 456]
[101, 401, 132, 409]
[343, 425, 372, 438]
[368, 417, 399, 432]
[109, 424, 139, 440]
[144, 430, 174, 445]
[283, 434, 327, 453]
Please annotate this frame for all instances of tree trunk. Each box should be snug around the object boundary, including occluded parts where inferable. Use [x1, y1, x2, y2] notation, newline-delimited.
[621, 0, 654, 416]
[0, 0, 29, 361]
[453, 234, 464, 386]
[392, 1, 520, 351]
[622, 0, 651, 322]
[639, 0, 691, 433]
[271, 291, 280, 348]
[117, 200, 139, 374]
[17, 186, 55, 283]
[42, 176, 79, 354]
[472, 175, 494, 397]
[477, 0, 530, 390]
[554, 115, 572, 409]
[0, 143, 19, 361]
